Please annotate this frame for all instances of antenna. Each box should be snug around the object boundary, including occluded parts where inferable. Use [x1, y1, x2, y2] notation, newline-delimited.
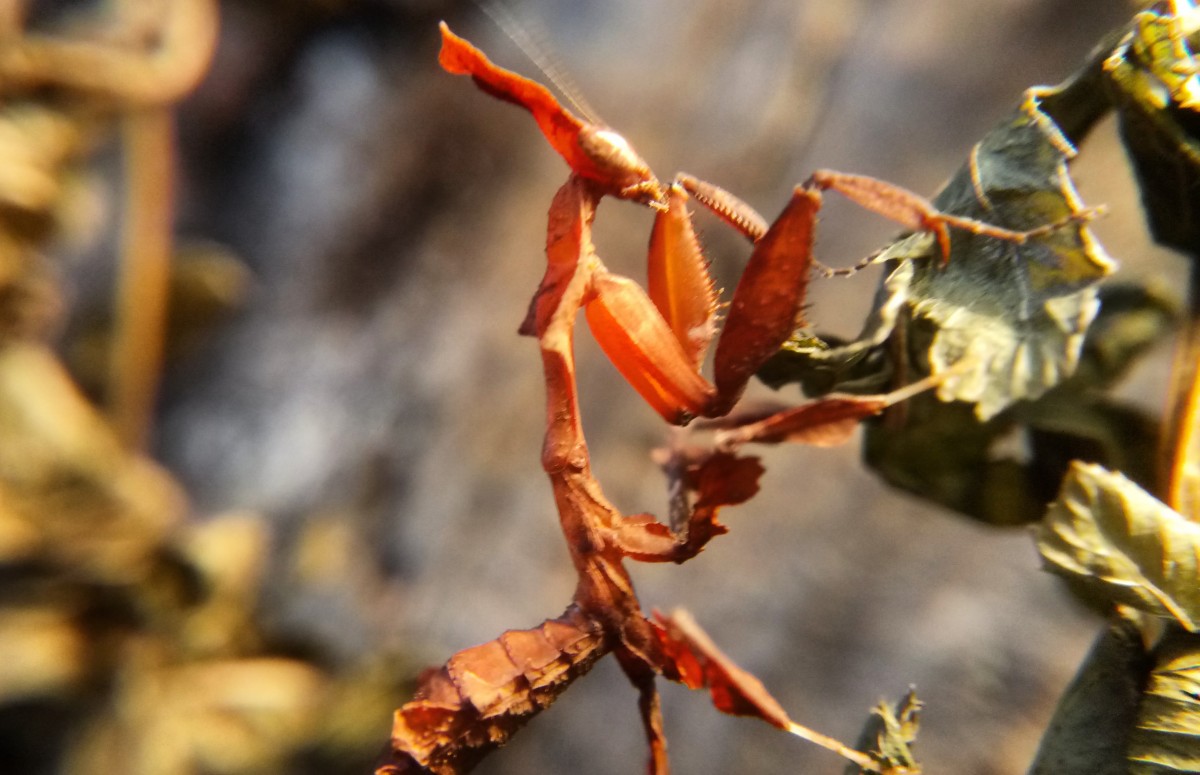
[475, 0, 605, 126]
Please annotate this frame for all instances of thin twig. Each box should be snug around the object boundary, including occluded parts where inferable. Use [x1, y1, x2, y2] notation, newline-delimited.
[0, 0, 218, 104]
[785, 721, 880, 772]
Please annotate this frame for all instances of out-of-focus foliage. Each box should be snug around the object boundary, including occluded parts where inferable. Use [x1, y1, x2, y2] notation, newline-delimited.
[0, 3, 416, 774]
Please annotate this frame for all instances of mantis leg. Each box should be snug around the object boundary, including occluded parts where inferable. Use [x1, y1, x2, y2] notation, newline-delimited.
[711, 186, 822, 415]
[806, 169, 1092, 266]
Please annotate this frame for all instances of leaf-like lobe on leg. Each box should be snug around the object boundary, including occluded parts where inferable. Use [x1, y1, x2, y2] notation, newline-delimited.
[652, 609, 792, 729]
[378, 606, 606, 775]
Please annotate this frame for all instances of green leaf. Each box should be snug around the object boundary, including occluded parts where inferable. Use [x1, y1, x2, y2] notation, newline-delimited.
[1027, 618, 1149, 775]
[1036, 462, 1200, 630]
[1127, 629, 1200, 774]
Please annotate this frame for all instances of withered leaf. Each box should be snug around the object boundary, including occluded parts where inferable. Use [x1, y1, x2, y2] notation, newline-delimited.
[762, 89, 1113, 421]
[1104, 4, 1200, 255]
[893, 89, 1113, 419]
[860, 282, 1171, 527]
[1036, 462, 1200, 630]
[1126, 628, 1200, 774]
[845, 688, 923, 775]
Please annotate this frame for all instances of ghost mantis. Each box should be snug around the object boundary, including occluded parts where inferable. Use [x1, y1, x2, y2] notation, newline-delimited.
[387, 22, 1092, 774]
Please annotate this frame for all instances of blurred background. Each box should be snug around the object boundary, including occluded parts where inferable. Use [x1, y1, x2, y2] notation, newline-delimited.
[0, 0, 1184, 773]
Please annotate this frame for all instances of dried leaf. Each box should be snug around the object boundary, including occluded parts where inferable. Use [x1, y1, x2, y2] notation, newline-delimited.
[858, 282, 1170, 526]
[379, 607, 606, 775]
[1036, 462, 1200, 630]
[1104, 4, 1200, 254]
[898, 89, 1113, 419]
[0, 607, 87, 702]
[845, 688, 923, 775]
[0, 343, 186, 581]
[1028, 617, 1149, 775]
[1126, 628, 1200, 774]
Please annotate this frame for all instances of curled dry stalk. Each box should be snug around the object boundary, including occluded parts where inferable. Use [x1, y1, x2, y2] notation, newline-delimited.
[0, 4, 358, 774]
[0, 0, 219, 105]
[1, 6, 436, 774]
[0, 0, 219, 449]
[109, 108, 175, 450]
